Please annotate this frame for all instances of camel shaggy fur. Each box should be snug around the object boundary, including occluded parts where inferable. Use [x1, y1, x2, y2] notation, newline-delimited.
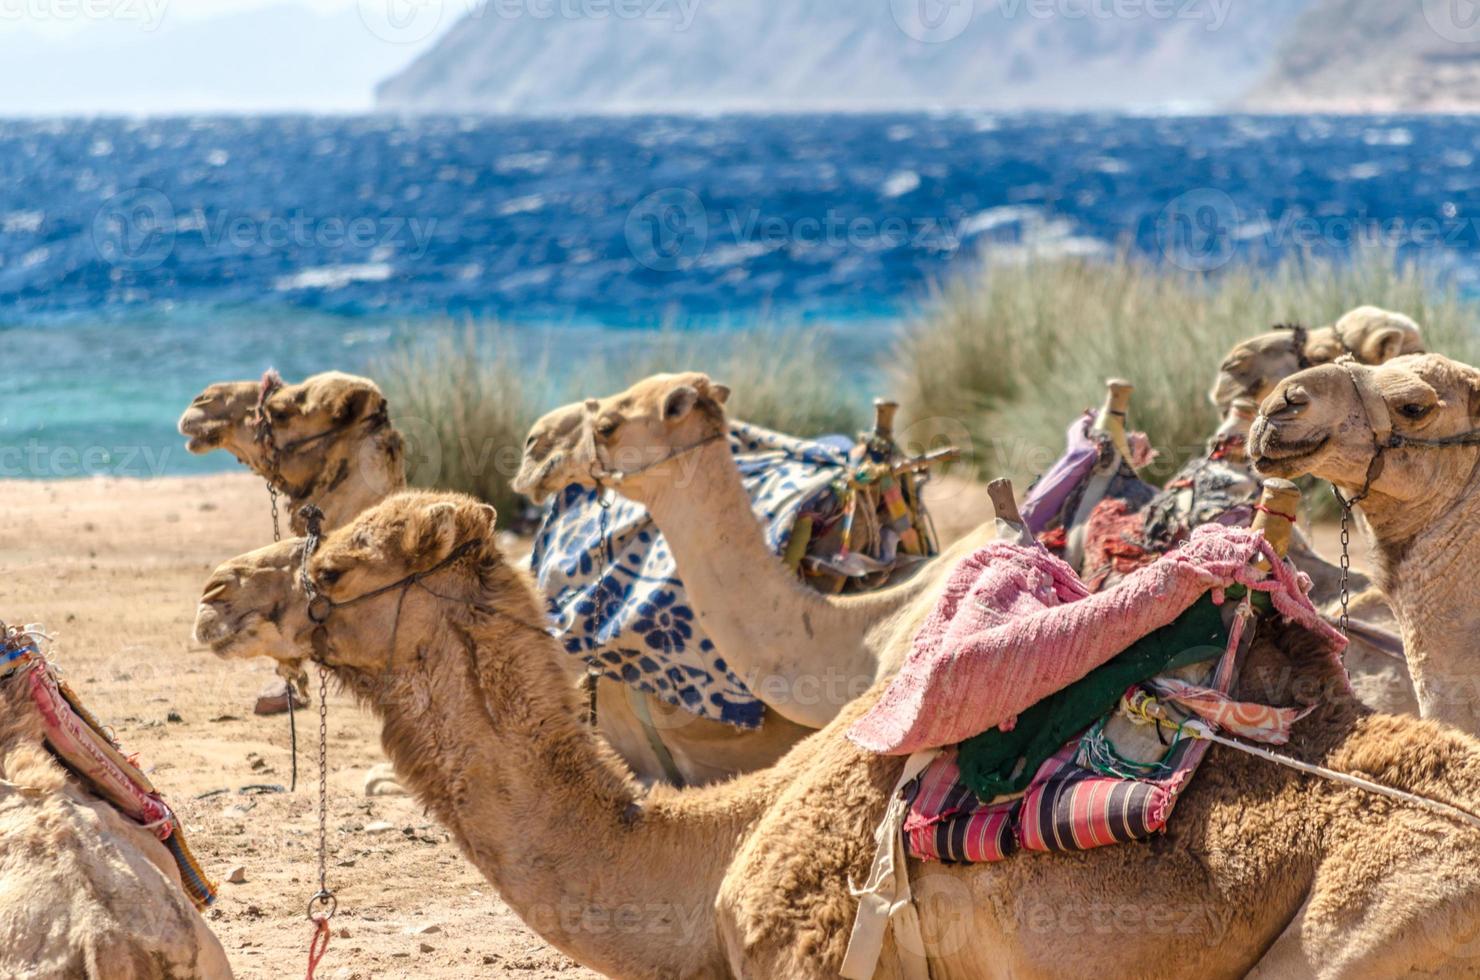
[196, 490, 1480, 979]
[178, 371, 405, 536]
[0, 665, 232, 979]
[1253, 352, 1480, 737]
[1211, 305, 1424, 413]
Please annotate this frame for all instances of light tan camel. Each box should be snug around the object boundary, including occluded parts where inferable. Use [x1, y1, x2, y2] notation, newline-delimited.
[197, 490, 1480, 979]
[178, 371, 405, 536]
[1211, 305, 1425, 412]
[0, 663, 233, 978]
[514, 375, 1001, 730]
[178, 374, 807, 787]
[1253, 351, 1480, 737]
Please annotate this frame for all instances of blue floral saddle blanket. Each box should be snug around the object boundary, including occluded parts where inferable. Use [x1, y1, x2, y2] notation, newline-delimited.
[530, 420, 933, 729]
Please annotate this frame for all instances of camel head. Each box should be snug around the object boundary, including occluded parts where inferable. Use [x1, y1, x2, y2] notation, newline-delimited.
[195, 491, 503, 678]
[193, 537, 312, 668]
[1210, 306, 1424, 412]
[179, 371, 406, 534]
[1252, 353, 1480, 533]
[513, 372, 731, 503]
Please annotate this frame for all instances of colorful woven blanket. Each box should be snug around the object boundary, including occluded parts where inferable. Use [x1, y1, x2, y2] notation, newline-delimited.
[891, 545, 1341, 865]
[531, 421, 937, 728]
[1, 627, 216, 908]
[847, 525, 1326, 756]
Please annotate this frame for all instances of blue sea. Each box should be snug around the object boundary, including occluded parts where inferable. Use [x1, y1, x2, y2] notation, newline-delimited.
[4, 112, 1479, 479]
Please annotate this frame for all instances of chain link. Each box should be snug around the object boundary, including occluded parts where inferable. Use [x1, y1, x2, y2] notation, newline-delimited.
[1338, 504, 1353, 639]
[268, 482, 282, 543]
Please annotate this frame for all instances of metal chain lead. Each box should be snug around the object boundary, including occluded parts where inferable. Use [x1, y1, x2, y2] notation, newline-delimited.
[1338, 503, 1353, 639]
[308, 662, 335, 921]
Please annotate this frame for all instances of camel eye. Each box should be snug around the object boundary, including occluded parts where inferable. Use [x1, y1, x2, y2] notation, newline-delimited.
[1398, 403, 1432, 420]
[595, 417, 619, 438]
[317, 568, 343, 587]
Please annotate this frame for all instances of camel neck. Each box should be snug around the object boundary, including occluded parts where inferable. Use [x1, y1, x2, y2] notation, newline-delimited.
[281, 431, 407, 535]
[348, 571, 755, 976]
[1367, 458, 1480, 736]
[631, 435, 920, 727]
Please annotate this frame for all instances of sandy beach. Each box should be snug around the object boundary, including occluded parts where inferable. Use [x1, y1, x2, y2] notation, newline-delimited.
[1, 473, 598, 980]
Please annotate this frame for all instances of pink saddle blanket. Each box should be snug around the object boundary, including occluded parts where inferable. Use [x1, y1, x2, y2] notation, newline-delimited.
[848, 524, 1344, 756]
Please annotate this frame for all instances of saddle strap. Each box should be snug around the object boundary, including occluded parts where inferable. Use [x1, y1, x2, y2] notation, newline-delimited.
[629, 689, 688, 790]
[842, 749, 939, 980]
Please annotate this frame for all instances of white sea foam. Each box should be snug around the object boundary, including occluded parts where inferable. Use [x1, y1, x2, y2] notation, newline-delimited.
[274, 263, 393, 292]
[882, 171, 921, 198]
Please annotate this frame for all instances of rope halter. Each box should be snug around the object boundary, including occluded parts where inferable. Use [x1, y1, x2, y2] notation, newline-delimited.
[580, 399, 725, 490]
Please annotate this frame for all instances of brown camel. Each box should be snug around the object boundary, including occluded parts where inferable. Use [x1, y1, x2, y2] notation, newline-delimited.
[1253, 351, 1480, 737]
[177, 374, 807, 787]
[0, 649, 233, 978]
[195, 490, 1480, 978]
[178, 371, 405, 536]
[514, 374, 1001, 730]
[1211, 305, 1424, 413]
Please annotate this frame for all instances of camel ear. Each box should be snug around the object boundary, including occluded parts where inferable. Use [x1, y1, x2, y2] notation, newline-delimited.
[331, 384, 378, 425]
[662, 385, 702, 421]
[1357, 326, 1413, 366]
[406, 501, 461, 563]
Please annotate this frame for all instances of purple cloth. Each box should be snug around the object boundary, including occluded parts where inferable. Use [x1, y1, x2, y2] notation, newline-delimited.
[1022, 411, 1100, 535]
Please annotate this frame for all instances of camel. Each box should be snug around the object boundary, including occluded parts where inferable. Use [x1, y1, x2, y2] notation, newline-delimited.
[0, 643, 232, 978]
[178, 373, 810, 787]
[514, 375, 1001, 729]
[178, 371, 406, 536]
[195, 489, 1480, 978]
[1210, 305, 1425, 413]
[1253, 351, 1480, 737]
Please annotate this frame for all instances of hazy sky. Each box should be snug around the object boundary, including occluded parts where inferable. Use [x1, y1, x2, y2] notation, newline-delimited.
[0, 0, 457, 114]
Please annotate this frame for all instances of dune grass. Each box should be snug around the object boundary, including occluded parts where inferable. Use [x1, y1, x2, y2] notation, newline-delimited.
[377, 254, 1477, 524]
[372, 323, 862, 519]
[892, 252, 1480, 494]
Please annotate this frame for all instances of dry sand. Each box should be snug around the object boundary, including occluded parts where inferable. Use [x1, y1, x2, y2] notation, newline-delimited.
[1, 473, 598, 980]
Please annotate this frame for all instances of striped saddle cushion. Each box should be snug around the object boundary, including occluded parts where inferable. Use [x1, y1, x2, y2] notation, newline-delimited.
[904, 738, 1201, 864]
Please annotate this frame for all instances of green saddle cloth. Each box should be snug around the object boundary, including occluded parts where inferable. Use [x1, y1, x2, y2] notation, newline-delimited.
[957, 593, 1233, 802]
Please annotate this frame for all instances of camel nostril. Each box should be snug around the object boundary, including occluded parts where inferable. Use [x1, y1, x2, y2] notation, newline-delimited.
[1263, 385, 1309, 421]
[201, 581, 229, 603]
